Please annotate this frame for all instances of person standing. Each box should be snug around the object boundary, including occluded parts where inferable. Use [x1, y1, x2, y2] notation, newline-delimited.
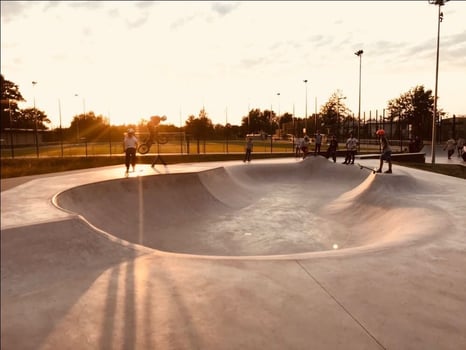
[294, 137, 302, 157]
[243, 137, 253, 162]
[123, 128, 138, 176]
[342, 132, 358, 165]
[314, 130, 322, 156]
[456, 137, 465, 157]
[443, 137, 456, 160]
[375, 129, 392, 173]
[300, 135, 310, 159]
[326, 135, 338, 163]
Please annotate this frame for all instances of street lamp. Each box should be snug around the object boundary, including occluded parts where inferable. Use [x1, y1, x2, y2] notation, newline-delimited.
[74, 93, 86, 141]
[355, 49, 363, 148]
[303, 80, 308, 134]
[337, 96, 347, 138]
[428, 0, 448, 164]
[277, 92, 281, 119]
[58, 99, 64, 157]
[32, 81, 39, 157]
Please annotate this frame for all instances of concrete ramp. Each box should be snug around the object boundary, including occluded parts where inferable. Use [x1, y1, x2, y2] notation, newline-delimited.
[55, 157, 448, 256]
[3, 157, 466, 350]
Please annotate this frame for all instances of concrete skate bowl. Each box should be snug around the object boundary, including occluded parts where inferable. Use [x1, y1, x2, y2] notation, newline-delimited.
[54, 157, 447, 257]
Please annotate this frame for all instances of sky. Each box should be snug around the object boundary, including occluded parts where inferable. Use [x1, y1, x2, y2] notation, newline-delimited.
[1, 1, 466, 129]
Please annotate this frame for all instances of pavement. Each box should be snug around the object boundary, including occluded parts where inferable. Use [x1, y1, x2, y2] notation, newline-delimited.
[1, 154, 465, 350]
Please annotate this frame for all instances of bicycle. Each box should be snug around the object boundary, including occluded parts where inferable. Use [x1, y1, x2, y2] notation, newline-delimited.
[137, 132, 168, 154]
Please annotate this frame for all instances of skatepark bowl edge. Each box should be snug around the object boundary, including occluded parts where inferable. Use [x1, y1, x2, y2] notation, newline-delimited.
[53, 156, 457, 258]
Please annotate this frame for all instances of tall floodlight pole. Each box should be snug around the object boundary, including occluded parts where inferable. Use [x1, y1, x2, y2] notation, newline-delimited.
[355, 49, 363, 149]
[304, 80, 308, 134]
[74, 94, 86, 141]
[337, 96, 347, 138]
[32, 81, 39, 157]
[314, 97, 318, 132]
[277, 92, 281, 119]
[58, 99, 64, 157]
[7, 99, 15, 158]
[428, 0, 448, 164]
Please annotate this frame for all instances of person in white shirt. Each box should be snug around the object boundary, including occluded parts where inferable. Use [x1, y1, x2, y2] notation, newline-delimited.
[300, 135, 310, 159]
[342, 133, 358, 165]
[456, 137, 464, 158]
[123, 128, 138, 175]
[443, 137, 456, 160]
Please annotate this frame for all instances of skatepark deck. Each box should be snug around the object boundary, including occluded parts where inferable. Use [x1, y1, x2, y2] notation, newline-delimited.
[1, 157, 465, 349]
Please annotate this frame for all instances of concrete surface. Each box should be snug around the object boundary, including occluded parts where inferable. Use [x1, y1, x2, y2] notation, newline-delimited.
[1, 155, 465, 350]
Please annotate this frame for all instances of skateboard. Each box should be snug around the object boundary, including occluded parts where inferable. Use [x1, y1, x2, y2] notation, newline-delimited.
[357, 163, 377, 174]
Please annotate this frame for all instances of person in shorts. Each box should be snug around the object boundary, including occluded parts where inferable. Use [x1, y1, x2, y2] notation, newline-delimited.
[375, 129, 392, 173]
[300, 135, 310, 159]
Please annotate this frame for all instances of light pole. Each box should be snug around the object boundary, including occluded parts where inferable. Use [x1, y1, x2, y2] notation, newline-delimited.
[355, 49, 363, 149]
[277, 92, 281, 119]
[303, 80, 308, 134]
[7, 98, 15, 158]
[314, 97, 318, 133]
[32, 81, 39, 157]
[337, 96, 347, 138]
[428, 0, 448, 164]
[58, 99, 64, 157]
[74, 94, 86, 141]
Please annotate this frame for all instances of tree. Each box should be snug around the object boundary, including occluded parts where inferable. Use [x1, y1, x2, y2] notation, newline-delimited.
[387, 85, 436, 140]
[19, 108, 51, 130]
[185, 108, 214, 153]
[69, 112, 109, 141]
[1, 75, 25, 131]
[240, 108, 277, 136]
[279, 112, 293, 128]
[319, 91, 351, 138]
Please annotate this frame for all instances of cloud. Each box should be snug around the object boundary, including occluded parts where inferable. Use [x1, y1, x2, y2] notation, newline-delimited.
[1, 1, 29, 23]
[238, 56, 269, 70]
[170, 13, 198, 31]
[211, 2, 240, 16]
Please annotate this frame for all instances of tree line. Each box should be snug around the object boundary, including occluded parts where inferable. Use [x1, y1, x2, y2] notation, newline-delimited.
[2, 74, 442, 144]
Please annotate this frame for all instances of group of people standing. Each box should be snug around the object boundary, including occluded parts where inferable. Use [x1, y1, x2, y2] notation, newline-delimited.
[296, 130, 392, 173]
[123, 128, 402, 174]
[295, 131, 323, 159]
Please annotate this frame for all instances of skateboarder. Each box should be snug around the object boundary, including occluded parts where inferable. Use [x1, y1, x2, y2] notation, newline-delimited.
[375, 129, 392, 173]
[123, 128, 138, 175]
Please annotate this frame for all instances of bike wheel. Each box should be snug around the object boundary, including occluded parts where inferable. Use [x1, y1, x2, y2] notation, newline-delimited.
[157, 136, 168, 144]
[138, 144, 150, 154]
